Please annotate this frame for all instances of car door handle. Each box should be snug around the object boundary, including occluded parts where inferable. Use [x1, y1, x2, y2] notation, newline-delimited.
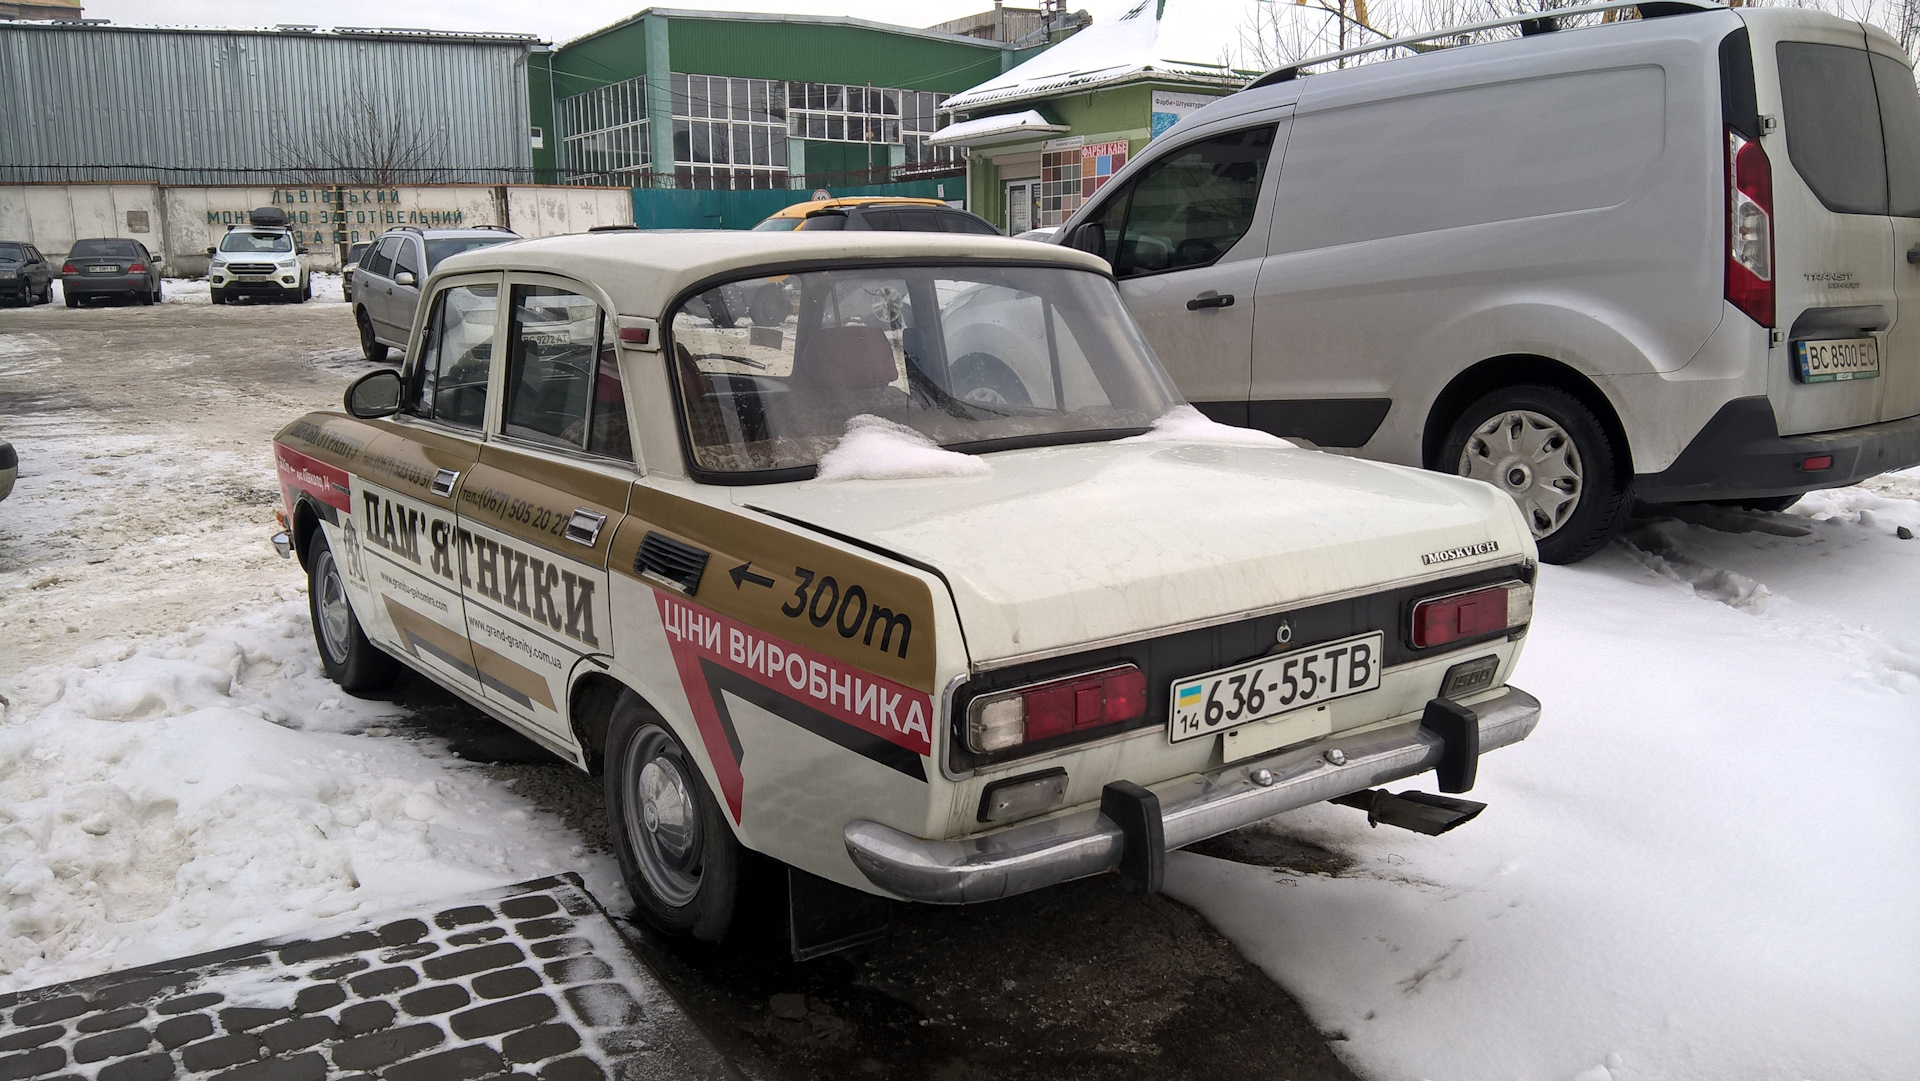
[565, 508, 608, 547]
[430, 469, 459, 497]
[1907, 244, 1920, 265]
[1186, 292, 1235, 311]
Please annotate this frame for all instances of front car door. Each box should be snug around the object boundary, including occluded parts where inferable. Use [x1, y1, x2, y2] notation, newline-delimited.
[454, 277, 633, 746]
[390, 237, 426, 342]
[1069, 123, 1283, 423]
[347, 274, 501, 703]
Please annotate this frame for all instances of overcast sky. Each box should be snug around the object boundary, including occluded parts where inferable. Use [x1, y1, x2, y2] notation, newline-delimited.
[78, 0, 1142, 45]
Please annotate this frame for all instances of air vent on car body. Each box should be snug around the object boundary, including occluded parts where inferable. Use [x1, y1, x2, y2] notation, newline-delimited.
[636, 531, 709, 594]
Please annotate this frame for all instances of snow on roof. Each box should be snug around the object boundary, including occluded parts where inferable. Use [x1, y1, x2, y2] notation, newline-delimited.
[929, 109, 1071, 148]
[942, 0, 1264, 112]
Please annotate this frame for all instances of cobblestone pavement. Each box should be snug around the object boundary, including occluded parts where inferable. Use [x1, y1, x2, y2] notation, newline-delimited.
[0, 877, 737, 1081]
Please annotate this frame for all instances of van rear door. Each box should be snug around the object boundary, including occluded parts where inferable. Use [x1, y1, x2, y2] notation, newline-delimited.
[1867, 27, 1920, 424]
[1752, 13, 1898, 436]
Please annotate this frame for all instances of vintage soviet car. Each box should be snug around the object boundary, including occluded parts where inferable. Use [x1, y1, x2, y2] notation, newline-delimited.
[270, 231, 1541, 955]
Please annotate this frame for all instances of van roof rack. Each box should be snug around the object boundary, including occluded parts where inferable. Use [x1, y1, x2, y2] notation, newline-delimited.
[1247, 0, 1723, 88]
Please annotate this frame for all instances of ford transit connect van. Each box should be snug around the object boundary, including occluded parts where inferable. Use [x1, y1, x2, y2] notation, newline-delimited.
[1060, 1, 1920, 562]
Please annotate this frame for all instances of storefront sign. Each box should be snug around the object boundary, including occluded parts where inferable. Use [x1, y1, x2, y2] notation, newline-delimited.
[1151, 91, 1219, 140]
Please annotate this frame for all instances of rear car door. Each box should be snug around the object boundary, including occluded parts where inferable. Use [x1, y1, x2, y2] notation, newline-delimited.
[455, 278, 633, 744]
[1868, 32, 1920, 424]
[1756, 17, 1899, 435]
[365, 237, 406, 342]
[350, 276, 500, 702]
[1071, 123, 1281, 421]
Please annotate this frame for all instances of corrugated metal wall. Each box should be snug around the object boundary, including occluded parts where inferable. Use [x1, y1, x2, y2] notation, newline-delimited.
[0, 24, 536, 184]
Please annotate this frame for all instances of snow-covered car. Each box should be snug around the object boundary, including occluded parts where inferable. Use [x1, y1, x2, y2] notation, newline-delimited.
[269, 231, 1543, 956]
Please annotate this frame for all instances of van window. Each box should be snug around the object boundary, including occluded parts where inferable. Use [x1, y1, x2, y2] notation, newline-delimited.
[1101, 127, 1275, 278]
[1271, 67, 1664, 252]
[1871, 52, 1920, 218]
[1777, 43, 1888, 216]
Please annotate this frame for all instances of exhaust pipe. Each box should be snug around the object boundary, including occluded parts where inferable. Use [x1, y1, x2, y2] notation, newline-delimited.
[1330, 789, 1486, 836]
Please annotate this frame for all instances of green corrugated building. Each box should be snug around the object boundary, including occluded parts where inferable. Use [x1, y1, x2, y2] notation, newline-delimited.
[534, 8, 1044, 194]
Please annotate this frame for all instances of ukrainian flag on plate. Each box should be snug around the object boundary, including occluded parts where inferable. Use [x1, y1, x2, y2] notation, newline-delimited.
[1176, 683, 1203, 709]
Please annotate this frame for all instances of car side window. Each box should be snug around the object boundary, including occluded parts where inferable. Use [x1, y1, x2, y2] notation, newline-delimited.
[502, 284, 632, 461]
[364, 238, 399, 279]
[393, 240, 423, 281]
[1103, 126, 1275, 278]
[407, 283, 497, 430]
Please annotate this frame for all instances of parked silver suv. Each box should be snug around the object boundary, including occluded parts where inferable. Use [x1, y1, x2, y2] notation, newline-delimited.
[354, 225, 520, 363]
[1060, 0, 1920, 562]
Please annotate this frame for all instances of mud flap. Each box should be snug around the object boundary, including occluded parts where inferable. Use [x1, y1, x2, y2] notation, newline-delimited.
[1100, 780, 1165, 895]
[1421, 696, 1480, 793]
[789, 867, 892, 962]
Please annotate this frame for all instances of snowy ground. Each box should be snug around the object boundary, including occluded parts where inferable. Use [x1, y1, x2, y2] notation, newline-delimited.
[1165, 474, 1920, 1080]
[40, 273, 346, 308]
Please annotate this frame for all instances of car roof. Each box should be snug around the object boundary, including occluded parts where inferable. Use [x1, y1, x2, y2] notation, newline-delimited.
[379, 226, 523, 240]
[431, 229, 1111, 318]
[765, 197, 950, 220]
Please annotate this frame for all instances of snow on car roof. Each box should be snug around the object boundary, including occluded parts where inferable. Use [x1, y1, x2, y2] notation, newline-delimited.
[428, 229, 1112, 318]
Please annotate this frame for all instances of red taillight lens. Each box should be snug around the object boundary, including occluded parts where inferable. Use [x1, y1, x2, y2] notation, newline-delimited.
[128, 263, 145, 273]
[967, 666, 1149, 752]
[61, 263, 76, 274]
[1410, 581, 1534, 650]
[1802, 455, 1833, 472]
[1726, 127, 1774, 329]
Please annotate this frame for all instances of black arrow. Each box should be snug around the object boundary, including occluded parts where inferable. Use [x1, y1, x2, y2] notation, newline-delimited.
[729, 562, 775, 589]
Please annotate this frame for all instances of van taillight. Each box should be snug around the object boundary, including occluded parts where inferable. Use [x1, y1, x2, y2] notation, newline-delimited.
[1726, 127, 1774, 329]
[966, 666, 1148, 753]
[1410, 581, 1534, 650]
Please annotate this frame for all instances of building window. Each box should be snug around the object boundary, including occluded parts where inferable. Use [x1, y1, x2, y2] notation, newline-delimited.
[559, 74, 650, 186]
[673, 73, 789, 190]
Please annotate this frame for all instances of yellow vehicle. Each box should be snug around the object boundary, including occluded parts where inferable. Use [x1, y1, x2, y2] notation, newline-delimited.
[751, 197, 999, 234]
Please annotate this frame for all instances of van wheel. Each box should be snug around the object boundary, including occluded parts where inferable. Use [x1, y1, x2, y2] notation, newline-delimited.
[605, 696, 745, 943]
[307, 532, 401, 694]
[951, 352, 1031, 406]
[1442, 385, 1627, 565]
[356, 308, 389, 364]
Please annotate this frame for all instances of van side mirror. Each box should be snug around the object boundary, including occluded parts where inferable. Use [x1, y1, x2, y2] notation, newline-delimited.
[1068, 222, 1106, 260]
[344, 369, 403, 418]
[395, 271, 416, 287]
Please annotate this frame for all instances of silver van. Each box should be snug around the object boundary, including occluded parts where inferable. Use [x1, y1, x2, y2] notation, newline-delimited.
[1058, 0, 1920, 562]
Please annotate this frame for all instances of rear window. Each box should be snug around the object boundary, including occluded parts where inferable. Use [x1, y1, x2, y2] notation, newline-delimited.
[71, 239, 138, 258]
[1777, 43, 1888, 215]
[752, 217, 803, 231]
[944, 213, 1002, 236]
[426, 236, 514, 270]
[1871, 52, 1920, 218]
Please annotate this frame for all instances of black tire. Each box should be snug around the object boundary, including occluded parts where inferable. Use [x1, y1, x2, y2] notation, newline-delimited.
[1440, 384, 1628, 565]
[36, 281, 51, 305]
[210, 288, 226, 305]
[301, 278, 312, 302]
[307, 532, 401, 695]
[138, 285, 154, 306]
[604, 694, 746, 942]
[64, 294, 77, 308]
[951, 352, 1032, 407]
[357, 308, 389, 364]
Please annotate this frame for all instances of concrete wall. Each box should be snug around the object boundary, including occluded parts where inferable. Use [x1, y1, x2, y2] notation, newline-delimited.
[0, 183, 633, 273]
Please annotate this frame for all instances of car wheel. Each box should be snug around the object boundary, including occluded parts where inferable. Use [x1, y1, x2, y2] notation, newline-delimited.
[36, 281, 51, 305]
[64, 294, 78, 309]
[356, 308, 389, 364]
[951, 352, 1032, 407]
[137, 285, 154, 306]
[604, 696, 746, 942]
[152, 282, 163, 304]
[301, 278, 312, 302]
[210, 288, 226, 305]
[307, 532, 401, 694]
[1441, 384, 1628, 565]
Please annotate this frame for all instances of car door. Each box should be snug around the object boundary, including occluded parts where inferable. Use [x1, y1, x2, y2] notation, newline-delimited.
[1868, 33, 1920, 424]
[349, 275, 501, 704]
[1068, 122, 1283, 423]
[29, 246, 49, 294]
[365, 236, 406, 342]
[454, 277, 632, 744]
[389, 237, 426, 343]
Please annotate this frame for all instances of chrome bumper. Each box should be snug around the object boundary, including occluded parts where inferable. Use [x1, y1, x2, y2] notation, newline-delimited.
[844, 685, 1540, 904]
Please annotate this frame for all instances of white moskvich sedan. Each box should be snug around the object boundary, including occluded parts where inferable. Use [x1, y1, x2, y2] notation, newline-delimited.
[271, 231, 1541, 957]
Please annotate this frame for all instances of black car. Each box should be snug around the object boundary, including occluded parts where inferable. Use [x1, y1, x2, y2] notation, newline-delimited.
[786, 202, 1002, 234]
[62, 238, 163, 307]
[0, 241, 54, 305]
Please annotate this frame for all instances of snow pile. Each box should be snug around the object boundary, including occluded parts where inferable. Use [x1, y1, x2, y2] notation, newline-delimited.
[161, 278, 209, 304]
[814, 414, 992, 482]
[0, 599, 619, 994]
[309, 271, 346, 305]
[1163, 469, 1920, 1080]
[1119, 403, 1296, 448]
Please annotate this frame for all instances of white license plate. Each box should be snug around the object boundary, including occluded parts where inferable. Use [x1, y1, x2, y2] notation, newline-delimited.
[240, 275, 270, 282]
[1169, 631, 1384, 744]
[1796, 337, 1880, 383]
[87, 265, 117, 274]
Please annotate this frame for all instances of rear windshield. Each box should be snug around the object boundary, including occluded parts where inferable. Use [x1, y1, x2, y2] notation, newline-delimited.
[669, 263, 1179, 479]
[218, 231, 292, 254]
[751, 217, 803, 231]
[71, 239, 139, 258]
[0, 243, 25, 260]
[1777, 42, 1920, 216]
[347, 242, 371, 263]
[426, 235, 514, 270]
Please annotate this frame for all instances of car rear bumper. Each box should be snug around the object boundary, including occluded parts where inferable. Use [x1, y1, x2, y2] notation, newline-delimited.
[63, 274, 145, 296]
[1634, 396, 1920, 504]
[844, 685, 1540, 904]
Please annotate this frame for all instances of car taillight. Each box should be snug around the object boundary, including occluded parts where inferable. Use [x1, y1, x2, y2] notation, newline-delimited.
[61, 263, 76, 274]
[1410, 580, 1533, 650]
[1726, 127, 1773, 329]
[967, 665, 1148, 753]
[128, 263, 145, 273]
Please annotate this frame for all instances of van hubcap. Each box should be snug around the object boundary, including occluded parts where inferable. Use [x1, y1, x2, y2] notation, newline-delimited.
[1459, 409, 1583, 539]
[622, 733, 702, 907]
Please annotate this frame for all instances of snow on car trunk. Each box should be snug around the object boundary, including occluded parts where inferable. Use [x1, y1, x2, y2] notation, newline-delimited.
[0, 598, 621, 994]
[1163, 472, 1920, 1081]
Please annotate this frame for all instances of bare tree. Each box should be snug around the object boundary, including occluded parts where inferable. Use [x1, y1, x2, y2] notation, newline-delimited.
[277, 90, 452, 186]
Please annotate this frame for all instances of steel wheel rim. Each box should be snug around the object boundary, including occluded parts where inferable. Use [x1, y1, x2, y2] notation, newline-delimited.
[314, 549, 353, 664]
[1458, 409, 1583, 539]
[621, 730, 703, 908]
